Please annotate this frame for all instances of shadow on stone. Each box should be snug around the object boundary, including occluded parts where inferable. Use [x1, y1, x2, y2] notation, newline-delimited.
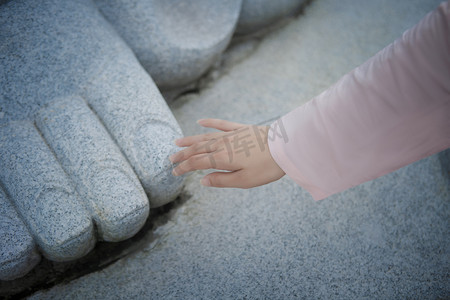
[0, 190, 192, 299]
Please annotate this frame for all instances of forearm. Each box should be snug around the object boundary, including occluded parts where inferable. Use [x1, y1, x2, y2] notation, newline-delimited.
[268, 1, 450, 200]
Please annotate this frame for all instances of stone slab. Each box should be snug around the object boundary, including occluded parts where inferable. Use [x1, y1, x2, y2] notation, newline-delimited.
[28, 153, 450, 299]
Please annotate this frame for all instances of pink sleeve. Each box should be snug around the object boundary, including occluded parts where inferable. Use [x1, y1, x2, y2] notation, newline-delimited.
[268, 1, 450, 201]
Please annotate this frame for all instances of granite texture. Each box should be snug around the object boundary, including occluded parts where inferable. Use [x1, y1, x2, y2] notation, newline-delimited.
[36, 97, 149, 242]
[236, 0, 307, 34]
[28, 153, 450, 299]
[0, 187, 40, 281]
[94, 0, 242, 89]
[0, 0, 183, 277]
[83, 51, 184, 207]
[29, 0, 448, 298]
[0, 122, 95, 261]
[0, 0, 183, 206]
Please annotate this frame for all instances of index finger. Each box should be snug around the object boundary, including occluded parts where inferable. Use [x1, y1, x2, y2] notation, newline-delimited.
[197, 119, 246, 131]
[175, 131, 223, 147]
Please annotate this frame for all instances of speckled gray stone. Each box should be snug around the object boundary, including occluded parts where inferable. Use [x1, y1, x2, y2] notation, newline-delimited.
[36, 97, 149, 242]
[0, 186, 40, 281]
[28, 0, 448, 298]
[236, 0, 307, 34]
[27, 153, 450, 300]
[93, 0, 242, 89]
[0, 0, 184, 277]
[0, 122, 95, 261]
[0, 0, 183, 208]
[83, 52, 184, 207]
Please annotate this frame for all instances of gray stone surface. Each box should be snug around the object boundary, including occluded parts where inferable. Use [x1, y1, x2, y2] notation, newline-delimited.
[0, 0, 183, 206]
[0, 0, 183, 277]
[29, 0, 449, 298]
[94, 0, 242, 89]
[28, 154, 450, 299]
[36, 97, 149, 242]
[83, 52, 184, 207]
[0, 186, 40, 281]
[236, 0, 307, 35]
[0, 122, 95, 261]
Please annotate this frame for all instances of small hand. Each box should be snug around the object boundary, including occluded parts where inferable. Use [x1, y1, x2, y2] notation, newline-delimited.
[170, 118, 285, 188]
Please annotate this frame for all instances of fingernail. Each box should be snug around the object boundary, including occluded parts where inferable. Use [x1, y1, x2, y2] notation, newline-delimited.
[197, 119, 205, 124]
[169, 154, 176, 163]
[172, 168, 178, 176]
[200, 177, 210, 186]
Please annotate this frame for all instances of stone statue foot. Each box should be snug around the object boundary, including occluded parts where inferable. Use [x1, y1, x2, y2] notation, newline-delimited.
[81, 53, 184, 207]
[0, 0, 183, 276]
[0, 187, 40, 281]
[93, 0, 242, 90]
[236, 0, 308, 35]
[0, 121, 96, 261]
[35, 96, 150, 242]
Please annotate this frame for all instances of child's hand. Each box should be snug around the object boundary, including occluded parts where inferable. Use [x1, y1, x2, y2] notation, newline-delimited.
[170, 118, 285, 188]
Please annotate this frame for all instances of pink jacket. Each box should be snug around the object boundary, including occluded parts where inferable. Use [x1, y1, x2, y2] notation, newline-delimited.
[268, 1, 450, 200]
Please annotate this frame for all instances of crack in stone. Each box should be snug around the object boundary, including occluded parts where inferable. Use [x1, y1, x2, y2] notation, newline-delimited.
[0, 190, 192, 299]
